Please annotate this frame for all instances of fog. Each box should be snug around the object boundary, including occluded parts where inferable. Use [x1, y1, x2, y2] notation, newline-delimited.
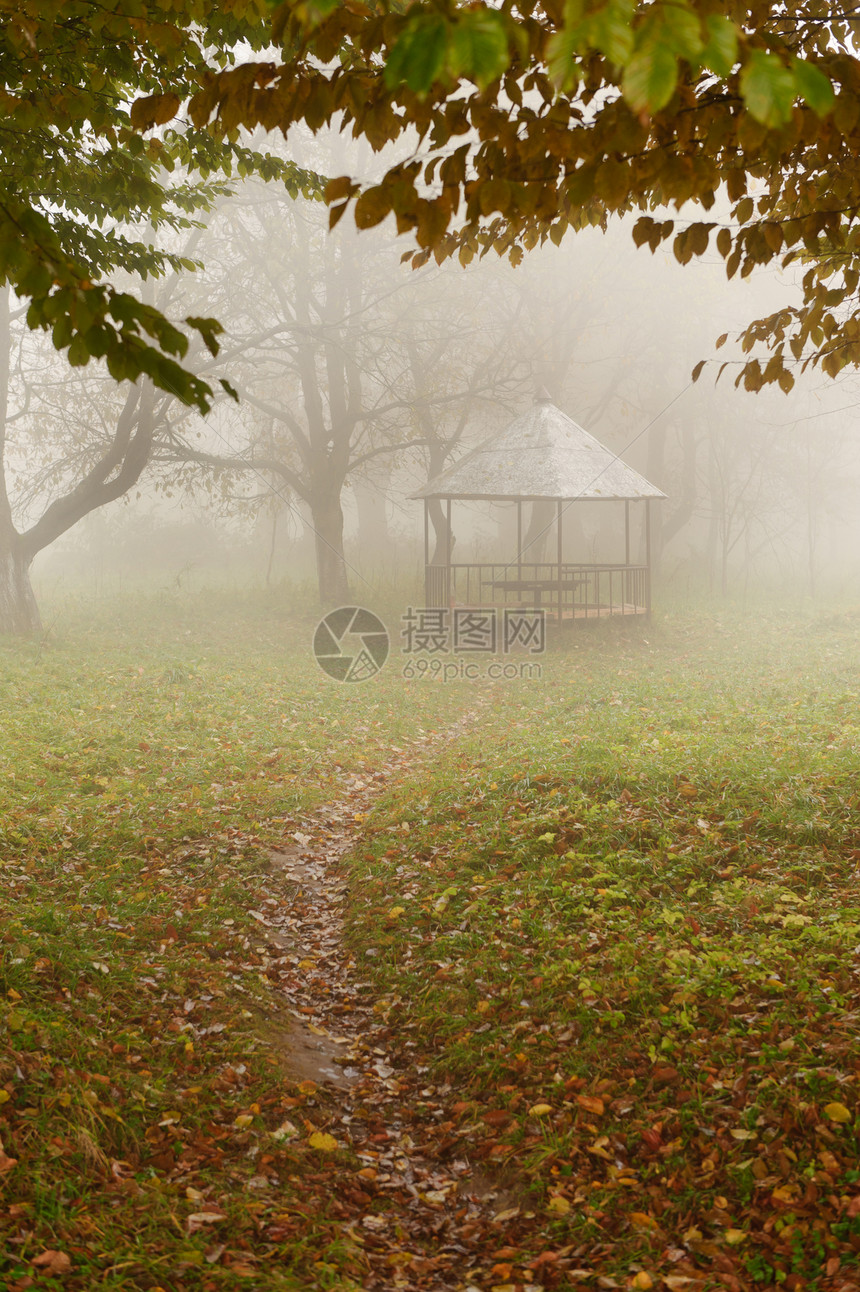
[12, 135, 860, 611]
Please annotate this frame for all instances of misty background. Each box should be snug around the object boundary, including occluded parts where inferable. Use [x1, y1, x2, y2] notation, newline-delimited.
[9, 131, 860, 612]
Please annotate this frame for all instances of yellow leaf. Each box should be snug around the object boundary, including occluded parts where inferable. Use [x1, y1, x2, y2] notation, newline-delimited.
[629, 1211, 659, 1230]
[387, 906, 405, 920]
[725, 1229, 747, 1246]
[730, 1128, 756, 1140]
[824, 1102, 853, 1124]
[547, 1194, 571, 1215]
[632, 1273, 654, 1290]
[0, 1091, 9, 1105]
[233, 1114, 254, 1129]
[308, 1132, 339, 1152]
[529, 1103, 553, 1117]
[477, 1000, 492, 1014]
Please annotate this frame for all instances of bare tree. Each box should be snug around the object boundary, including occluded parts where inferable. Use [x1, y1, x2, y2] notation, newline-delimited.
[159, 186, 532, 603]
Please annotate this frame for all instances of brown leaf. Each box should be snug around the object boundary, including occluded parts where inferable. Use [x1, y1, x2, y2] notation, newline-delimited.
[187, 1211, 226, 1234]
[32, 1250, 71, 1275]
[130, 92, 181, 131]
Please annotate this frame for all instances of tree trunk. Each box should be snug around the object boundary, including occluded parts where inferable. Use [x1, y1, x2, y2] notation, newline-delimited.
[523, 501, 556, 562]
[311, 491, 351, 606]
[0, 534, 40, 635]
[428, 497, 454, 565]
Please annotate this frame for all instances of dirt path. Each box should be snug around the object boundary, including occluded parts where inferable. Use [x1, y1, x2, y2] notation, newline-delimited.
[252, 708, 523, 1290]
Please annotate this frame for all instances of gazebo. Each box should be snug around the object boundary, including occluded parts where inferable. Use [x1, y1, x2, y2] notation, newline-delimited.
[412, 392, 666, 622]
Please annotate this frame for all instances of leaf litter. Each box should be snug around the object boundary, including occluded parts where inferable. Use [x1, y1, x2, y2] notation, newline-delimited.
[5, 603, 860, 1290]
[241, 713, 534, 1289]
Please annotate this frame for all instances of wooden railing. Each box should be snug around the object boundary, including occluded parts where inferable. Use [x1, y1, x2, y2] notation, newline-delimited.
[424, 561, 649, 617]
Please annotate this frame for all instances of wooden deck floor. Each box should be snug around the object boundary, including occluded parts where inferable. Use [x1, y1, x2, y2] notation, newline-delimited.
[450, 601, 648, 621]
[550, 603, 648, 621]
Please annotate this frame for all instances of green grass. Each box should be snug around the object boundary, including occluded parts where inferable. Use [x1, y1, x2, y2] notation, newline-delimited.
[4, 589, 860, 1289]
[0, 587, 472, 1291]
[344, 602, 860, 1288]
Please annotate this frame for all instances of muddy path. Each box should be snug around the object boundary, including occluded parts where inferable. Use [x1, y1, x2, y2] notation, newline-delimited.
[249, 709, 530, 1290]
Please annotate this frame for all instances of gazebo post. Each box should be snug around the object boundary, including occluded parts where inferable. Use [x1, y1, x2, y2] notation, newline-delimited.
[423, 498, 430, 605]
[645, 498, 652, 619]
[446, 498, 452, 608]
[625, 500, 630, 610]
[516, 500, 522, 586]
[556, 499, 563, 625]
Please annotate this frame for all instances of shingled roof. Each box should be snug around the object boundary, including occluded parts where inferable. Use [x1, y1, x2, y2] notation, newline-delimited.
[412, 394, 666, 502]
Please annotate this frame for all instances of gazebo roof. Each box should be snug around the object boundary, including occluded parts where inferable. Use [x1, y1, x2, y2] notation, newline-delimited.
[412, 395, 666, 502]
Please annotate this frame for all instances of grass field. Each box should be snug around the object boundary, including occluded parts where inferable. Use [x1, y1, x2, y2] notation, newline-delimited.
[1, 589, 860, 1290]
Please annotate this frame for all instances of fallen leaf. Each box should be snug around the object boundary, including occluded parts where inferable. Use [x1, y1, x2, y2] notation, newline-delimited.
[32, 1250, 71, 1274]
[529, 1103, 553, 1116]
[547, 1194, 571, 1215]
[725, 1229, 747, 1246]
[186, 1212, 226, 1234]
[576, 1094, 605, 1116]
[271, 1120, 299, 1141]
[629, 1212, 660, 1230]
[823, 1101, 852, 1124]
[632, 1273, 654, 1290]
[308, 1131, 338, 1152]
[0, 1135, 17, 1173]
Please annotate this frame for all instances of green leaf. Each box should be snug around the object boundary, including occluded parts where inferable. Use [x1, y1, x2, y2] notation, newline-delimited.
[660, 5, 703, 61]
[547, 27, 582, 91]
[186, 315, 223, 359]
[792, 57, 834, 116]
[590, 0, 635, 66]
[701, 15, 738, 79]
[740, 51, 796, 129]
[448, 12, 510, 89]
[384, 14, 449, 96]
[622, 40, 678, 113]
